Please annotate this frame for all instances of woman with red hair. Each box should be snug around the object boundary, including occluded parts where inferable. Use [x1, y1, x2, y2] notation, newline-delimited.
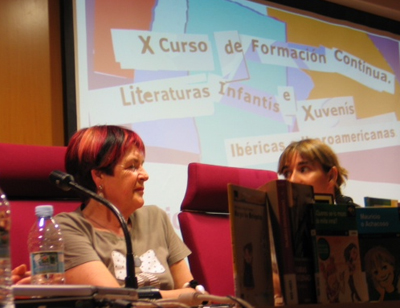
[54, 125, 198, 298]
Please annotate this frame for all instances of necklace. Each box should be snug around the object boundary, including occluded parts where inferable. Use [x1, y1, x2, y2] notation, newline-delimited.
[84, 215, 141, 266]
[84, 215, 131, 233]
[86, 216, 115, 230]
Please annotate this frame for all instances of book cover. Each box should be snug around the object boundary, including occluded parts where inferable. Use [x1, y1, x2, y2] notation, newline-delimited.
[315, 194, 334, 204]
[227, 184, 275, 307]
[259, 179, 315, 305]
[310, 203, 369, 304]
[364, 196, 398, 207]
[356, 207, 400, 302]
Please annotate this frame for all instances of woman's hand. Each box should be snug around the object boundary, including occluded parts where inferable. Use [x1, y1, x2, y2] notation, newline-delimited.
[12, 264, 31, 284]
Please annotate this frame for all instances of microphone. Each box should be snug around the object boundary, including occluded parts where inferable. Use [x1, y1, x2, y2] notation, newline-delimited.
[49, 170, 138, 289]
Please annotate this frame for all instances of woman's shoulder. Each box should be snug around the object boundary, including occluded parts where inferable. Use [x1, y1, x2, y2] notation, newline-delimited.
[54, 207, 96, 238]
[133, 205, 169, 223]
[336, 195, 361, 207]
[55, 206, 87, 226]
[135, 205, 166, 216]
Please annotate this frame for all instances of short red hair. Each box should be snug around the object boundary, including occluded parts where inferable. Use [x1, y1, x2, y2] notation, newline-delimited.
[65, 125, 145, 201]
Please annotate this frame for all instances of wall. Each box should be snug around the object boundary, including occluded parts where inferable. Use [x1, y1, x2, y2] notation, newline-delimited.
[324, 0, 400, 22]
[0, 0, 64, 146]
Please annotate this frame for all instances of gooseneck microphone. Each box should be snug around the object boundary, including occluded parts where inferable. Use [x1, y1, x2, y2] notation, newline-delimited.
[49, 170, 138, 289]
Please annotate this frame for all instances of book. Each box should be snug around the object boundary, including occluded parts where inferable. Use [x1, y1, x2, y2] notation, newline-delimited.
[364, 196, 398, 207]
[309, 203, 369, 304]
[356, 206, 400, 302]
[227, 184, 275, 307]
[258, 179, 315, 305]
[315, 193, 334, 204]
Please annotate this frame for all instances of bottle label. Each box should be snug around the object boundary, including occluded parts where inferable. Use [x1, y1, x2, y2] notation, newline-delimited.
[0, 229, 10, 258]
[30, 251, 65, 275]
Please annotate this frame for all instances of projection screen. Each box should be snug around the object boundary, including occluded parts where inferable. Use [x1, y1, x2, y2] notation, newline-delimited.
[71, 0, 400, 231]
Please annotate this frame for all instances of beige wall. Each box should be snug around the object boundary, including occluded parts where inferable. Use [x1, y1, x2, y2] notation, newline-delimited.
[324, 0, 400, 22]
[0, 0, 64, 146]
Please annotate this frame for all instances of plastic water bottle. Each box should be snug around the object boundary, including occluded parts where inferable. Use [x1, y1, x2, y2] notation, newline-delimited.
[0, 188, 14, 308]
[28, 205, 65, 284]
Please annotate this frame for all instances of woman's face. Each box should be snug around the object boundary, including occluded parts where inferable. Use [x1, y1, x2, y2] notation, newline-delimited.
[372, 261, 395, 290]
[281, 152, 335, 195]
[100, 145, 149, 215]
[350, 247, 358, 261]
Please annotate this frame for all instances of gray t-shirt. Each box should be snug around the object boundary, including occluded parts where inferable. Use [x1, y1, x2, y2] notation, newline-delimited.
[55, 205, 191, 290]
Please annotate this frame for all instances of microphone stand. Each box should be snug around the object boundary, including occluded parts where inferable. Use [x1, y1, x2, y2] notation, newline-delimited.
[49, 170, 138, 289]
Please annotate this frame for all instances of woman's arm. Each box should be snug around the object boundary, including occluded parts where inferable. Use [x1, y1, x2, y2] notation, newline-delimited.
[66, 259, 200, 300]
[65, 260, 120, 287]
[159, 259, 197, 299]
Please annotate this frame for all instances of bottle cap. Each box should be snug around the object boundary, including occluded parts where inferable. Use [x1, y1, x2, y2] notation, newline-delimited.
[35, 205, 54, 217]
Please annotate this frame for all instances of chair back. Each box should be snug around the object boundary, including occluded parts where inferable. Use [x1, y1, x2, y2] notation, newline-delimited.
[0, 143, 80, 268]
[179, 162, 277, 296]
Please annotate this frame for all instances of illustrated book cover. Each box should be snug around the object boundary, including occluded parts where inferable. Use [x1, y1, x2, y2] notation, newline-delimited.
[258, 179, 315, 305]
[309, 203, 369, 304]
[228, 184, 275, 307]
[356, 206, 400, 302]
[364, 196, 398, 207]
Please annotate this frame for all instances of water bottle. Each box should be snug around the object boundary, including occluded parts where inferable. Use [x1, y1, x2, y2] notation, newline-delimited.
[28, 205, 65, 284]
[0, 188, 14, 308]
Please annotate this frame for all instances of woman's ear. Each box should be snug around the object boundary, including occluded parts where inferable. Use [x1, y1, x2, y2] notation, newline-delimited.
[91, 169, 103, 189]
[328, 166, 338, 186]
